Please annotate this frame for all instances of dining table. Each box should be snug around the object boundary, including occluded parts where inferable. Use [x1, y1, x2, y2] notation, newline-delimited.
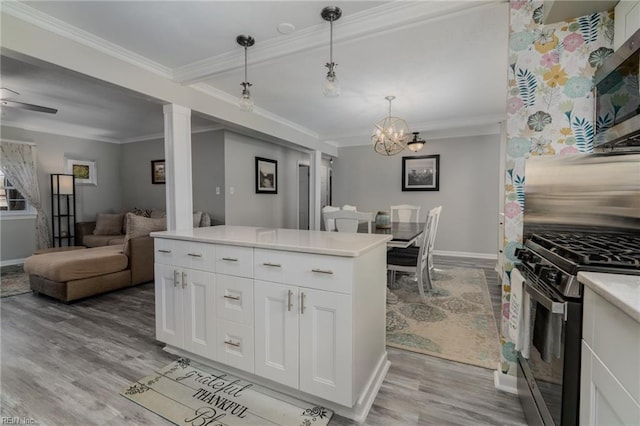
[359, 221, 424, 248]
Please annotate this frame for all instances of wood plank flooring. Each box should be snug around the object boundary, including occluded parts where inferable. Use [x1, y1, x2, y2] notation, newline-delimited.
[0, 256, 525, 425]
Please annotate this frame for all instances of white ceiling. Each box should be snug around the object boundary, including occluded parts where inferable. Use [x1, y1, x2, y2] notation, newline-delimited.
[1, 1, 512, 147]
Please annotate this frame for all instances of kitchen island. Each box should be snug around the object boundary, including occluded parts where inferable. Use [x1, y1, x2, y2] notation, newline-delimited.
[150, 225, 392, 422]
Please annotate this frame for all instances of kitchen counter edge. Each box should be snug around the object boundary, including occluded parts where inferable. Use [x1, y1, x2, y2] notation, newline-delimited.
[578, 272, 640, 323]
[150, 225, 393, 257]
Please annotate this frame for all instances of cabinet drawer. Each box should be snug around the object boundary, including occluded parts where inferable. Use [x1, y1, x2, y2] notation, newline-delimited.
[215, 245, 254, 278]
[216, 275, 253, 326]
[255, 249, 353, 294]
[155, 239, 216, 272]
[217, 321, 254, 373]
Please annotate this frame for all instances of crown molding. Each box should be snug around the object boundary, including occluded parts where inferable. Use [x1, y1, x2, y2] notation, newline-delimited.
[1, 120, 123, 144]
[191, 83, 320, 140]
[174, 0, 503, 85]
[120, 124, 225, 144]
[1, 1, 173, 79]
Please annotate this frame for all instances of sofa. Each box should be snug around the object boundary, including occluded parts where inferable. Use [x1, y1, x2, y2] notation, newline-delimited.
[23, 211, 178, 303]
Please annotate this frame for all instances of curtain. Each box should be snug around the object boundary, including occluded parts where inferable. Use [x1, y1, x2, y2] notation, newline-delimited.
[0, 141, 52, 249]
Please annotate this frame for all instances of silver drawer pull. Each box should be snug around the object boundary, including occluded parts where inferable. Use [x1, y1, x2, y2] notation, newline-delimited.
[222, 257, 238, 262]
[300, 291, 306, 315]
[158, 249, 171, 253]
[224, 340, 240, 348]
[188, 252, 203, 258]
[263, 262, 282, 268]
[311, 268, 334, 275]
[287, 290, 293, 312]
[223, 295, 240, 301]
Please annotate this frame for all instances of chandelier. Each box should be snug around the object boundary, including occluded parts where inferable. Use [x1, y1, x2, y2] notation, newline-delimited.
[321, 6, 342, 97]
[407, 132, 426, 152]
[237, 35, 255, 112]
[371, 96, 411, 156]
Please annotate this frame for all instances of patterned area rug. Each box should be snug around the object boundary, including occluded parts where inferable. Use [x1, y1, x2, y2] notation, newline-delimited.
[386, 267, 500, 369]
[1, 265, 32, 298]
[122, 358, 333, 426]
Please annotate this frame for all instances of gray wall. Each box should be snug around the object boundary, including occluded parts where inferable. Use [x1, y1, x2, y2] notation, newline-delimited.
[1, 125, 122, 262]
[120, 130, 225, 223]
[332, 134, 501, 256]
[224, 131, 309, 229]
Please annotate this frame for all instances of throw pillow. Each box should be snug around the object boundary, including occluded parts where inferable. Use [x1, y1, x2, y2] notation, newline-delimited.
[123, 213, 166, 255]
[193, 211, 203, 228]
[93, 213, 124, 236]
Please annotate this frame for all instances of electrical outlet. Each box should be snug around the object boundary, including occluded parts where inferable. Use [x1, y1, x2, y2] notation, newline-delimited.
[230, 186, 235, 195]
[216, 187, 220, 195]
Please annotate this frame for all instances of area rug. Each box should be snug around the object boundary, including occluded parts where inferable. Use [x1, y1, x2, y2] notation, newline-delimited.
[1, 264, 32, 298]
[121, 358, 333, 426]
[386, 267, 500, 369]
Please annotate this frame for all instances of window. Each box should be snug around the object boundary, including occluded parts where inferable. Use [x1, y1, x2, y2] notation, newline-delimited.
[0, 170, 31, 214]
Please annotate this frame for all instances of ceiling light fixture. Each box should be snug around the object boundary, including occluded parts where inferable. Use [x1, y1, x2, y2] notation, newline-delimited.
[371, 96, 411, 156]
[321, 6, 342, 97]
[237, 35, 255, 112]
[407, 132, 425, 152]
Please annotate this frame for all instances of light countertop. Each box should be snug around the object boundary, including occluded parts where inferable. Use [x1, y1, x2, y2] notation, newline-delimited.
[151, 225, 392, 257]
[578, 272, 640, 323]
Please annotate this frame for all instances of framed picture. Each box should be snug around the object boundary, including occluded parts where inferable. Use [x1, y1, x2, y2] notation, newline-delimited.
[64, 157, 97, 186]
[402, 154, 440, 191]
[151, 160, 166, 184]
[256, 157, 277, 194]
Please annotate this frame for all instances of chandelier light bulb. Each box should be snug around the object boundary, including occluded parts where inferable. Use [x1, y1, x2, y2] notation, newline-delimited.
[371, 96, 411, 156]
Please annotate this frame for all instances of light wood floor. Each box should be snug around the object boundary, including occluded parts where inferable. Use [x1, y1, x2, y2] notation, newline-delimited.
[0, 256, 526, 425]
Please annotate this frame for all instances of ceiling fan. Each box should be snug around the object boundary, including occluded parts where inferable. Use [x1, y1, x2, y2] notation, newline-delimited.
[0, 88, 58, 114]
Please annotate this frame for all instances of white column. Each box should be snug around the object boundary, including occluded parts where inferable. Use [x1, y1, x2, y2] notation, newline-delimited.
[163, 104, 192, 231]
[310, 150, 322, 230]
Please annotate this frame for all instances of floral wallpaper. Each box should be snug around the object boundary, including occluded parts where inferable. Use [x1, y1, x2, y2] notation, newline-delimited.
[500, 0, 613, 375]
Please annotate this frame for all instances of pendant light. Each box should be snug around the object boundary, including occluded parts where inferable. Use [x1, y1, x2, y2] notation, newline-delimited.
[371, 96, 411, 156]
[407, 132, 425, 152]
[321, 6, 342, 97]
[237, 35, 255, 112]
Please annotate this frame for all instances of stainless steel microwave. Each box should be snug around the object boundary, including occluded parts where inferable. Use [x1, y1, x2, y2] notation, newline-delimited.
[594, 29, 640, 151]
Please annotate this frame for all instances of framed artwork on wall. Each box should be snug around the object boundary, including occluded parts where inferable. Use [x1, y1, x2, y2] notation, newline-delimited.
[64, 157, 97, 186]
[402, 154, 440, 191]
[151, 160, 166, 184]
[256, 157, 277, 194]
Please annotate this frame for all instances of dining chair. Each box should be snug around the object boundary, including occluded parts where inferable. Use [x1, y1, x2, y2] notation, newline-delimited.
[323, 210, 373, 233]
[322, 206, 340, 231]
[426, 206, 442, 275]
[390, 204, 421, 223]
[386, 212, 434, 298]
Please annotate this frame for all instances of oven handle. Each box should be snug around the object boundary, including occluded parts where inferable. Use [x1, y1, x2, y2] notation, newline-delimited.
[524, 281, 568, 322]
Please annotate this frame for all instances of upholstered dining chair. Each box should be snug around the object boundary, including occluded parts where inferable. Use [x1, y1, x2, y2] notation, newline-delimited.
[322, 206, 340, 231]
[322, 210, 373, 233]
[386, 205, 441, 298]
[390, 204, 421, 223]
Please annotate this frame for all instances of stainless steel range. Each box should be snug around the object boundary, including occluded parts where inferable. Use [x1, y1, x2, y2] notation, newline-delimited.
[515, 152, 640, 426]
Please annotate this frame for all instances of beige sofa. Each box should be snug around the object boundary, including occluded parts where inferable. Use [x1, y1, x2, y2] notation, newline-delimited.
[25, 235, 154, 303]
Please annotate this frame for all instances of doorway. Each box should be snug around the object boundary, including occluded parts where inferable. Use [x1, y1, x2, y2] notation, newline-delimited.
[298, 164, 310, 230]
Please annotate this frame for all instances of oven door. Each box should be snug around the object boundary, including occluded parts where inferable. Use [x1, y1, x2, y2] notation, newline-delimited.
[518, 275, 582, 426]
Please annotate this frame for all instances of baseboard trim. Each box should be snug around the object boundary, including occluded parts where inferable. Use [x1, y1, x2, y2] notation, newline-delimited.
[493, 364, 518, 394]
[434, 250, 497, 260]
[1, 258, 26, 267]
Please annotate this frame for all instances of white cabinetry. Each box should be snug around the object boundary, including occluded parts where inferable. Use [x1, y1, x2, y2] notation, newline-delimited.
[580, 286, 640, 425]
[254, 279, 352, 405]
[615, 1, 640, 50]
[152, 226, 390, 422]
[154, 257, 216, 359]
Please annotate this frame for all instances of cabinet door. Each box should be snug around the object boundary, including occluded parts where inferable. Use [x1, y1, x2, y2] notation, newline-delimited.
[254, 281, 299, 388]
[581, 341, 640, 426]
[182, 269, 216, 359]
[154, 264, 183, 348]
[299, 288, 352, 406]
